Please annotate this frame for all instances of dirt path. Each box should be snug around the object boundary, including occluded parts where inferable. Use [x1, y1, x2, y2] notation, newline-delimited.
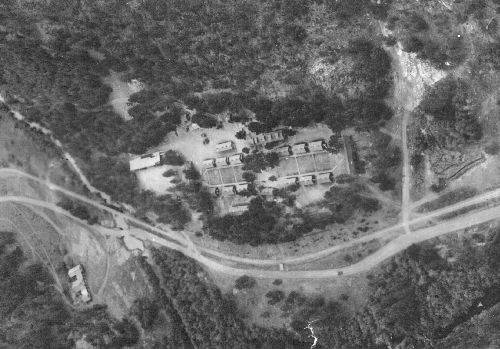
[2, 187, 500, 278]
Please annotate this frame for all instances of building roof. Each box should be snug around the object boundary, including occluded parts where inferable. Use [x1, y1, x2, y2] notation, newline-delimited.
[282, 177, 299, 185]
[300, 176, 315, 185]
[215, 157, 229, 166]
[228, 154, 243, 164]
[216, 141, 234, 152]
[277, 146, 291, 156]
[292, 143, 307, 154]
[129, 152, 161, 171]
[309, 140, 325, 152]
[317, 172, 333, 183]
[68, 265, 92, 304]
[202, 158, 215, 168]
[252, 130, 284, 144]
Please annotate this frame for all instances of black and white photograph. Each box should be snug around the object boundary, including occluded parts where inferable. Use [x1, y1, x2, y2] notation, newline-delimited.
[0, 0, 499, 348]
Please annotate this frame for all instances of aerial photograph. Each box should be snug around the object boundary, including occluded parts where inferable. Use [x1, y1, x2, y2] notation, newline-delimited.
[0, 0, 498, 348]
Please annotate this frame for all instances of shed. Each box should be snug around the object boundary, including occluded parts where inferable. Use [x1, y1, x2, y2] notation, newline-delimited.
[215, 157, 229, 167]
[68, 265, 92, 304]
[222, 185, 237, 195]
[216, 141, 234, 152]
[317, 172, 334, 184]
[129, 152, 161, 171]
[292, 143, 308, 155]
[300, 175, 315, 186]
[228, 154, 243, 164]
[309, 140, 326, 152]
[235, 183, 249, 193]
[202, 158, 216, 168]
[282, 177, 299, 186]
[277, 146, 292, 157]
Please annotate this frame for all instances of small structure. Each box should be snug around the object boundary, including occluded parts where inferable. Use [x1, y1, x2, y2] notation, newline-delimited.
[235, 183, 249, 193]
[202, 158, 216, 168]
[299, 175, 315, 186]
[228, 153, 243, 164]
[308, 139, 327, 152]
[317, 172, 334, 184]
[215, 157, 229, 167]
[282, 177, 299, 186]
[68, 265, 92, 305]
[228, 204, 249, 213]
[216, 141, 234, 153]
[277, 146, 293, 157]
[222, 185, 237, 195]
[129, 152, 161, 171]
[292, 143, 308, 155]
[252, 130, 284, 145]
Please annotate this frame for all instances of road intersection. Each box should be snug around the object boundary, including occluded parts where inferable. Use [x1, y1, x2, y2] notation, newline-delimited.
[1, 168, 499, 278]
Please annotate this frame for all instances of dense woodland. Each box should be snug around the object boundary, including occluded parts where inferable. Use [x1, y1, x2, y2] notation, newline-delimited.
[0, 231, 139, 348]
[291, 225, 500, 348]
[138, 248, 310, 348]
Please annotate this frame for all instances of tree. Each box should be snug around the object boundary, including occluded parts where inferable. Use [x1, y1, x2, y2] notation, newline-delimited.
[183, 163, 201, 181]
[235, 275, 256, 290]
[266, 290, 285, 305]
[192, 113, 217, 128]
[242, 171, 256, 182]
[161, 150, 185, 166]
[235, 129, 247, 139]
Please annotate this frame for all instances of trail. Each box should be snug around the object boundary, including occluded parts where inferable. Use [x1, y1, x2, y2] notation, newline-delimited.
[2, 167, 500, 267]
[1, 193, 499, 279]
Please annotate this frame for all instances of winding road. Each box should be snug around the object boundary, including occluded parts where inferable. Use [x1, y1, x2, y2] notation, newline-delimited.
[1, 168, 500, 278]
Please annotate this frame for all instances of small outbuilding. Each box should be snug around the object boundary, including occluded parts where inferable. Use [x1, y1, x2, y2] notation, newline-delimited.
[68, 265, 92, 305]
[202, 158, 216, 168]
[308, 139, 327, 152]
[216, 141, 234, 153]
[300, 175, 315, 186]
[129, 152, 161, 171]
[215, 157, 229, 167]
[277, 146, 293, 157]
[228, 153, 243, 164]
[317, 172, 334, 184]
[282, 177, 299, 186]
[292, 143, 308, 155]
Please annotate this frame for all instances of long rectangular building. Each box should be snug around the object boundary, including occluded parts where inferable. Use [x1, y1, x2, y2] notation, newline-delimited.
[129, 152, 161, 171]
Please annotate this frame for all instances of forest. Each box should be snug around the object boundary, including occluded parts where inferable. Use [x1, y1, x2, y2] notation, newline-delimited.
[137, 248, 310, 348]
[291, 225, 500, 348]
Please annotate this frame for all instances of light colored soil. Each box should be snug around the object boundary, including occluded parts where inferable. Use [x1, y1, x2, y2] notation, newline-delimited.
[136, 164, 179, 194]
[102, 71, 143, 121]
[154, 118, 252, 168]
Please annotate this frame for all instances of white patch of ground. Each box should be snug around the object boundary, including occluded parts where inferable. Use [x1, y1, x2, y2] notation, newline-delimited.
[102, 71, 144, 120]
[135, 165, 178, 194]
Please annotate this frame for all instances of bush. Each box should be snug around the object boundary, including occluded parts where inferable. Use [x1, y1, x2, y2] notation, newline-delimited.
[235, 275, 256, 290]
[272, 279, 282, 286]
[192, 113, 217, 128]
[242, 171, 256, 182]
[162, 150, 185, 166]
[163, 169, 178, 177]
[235, 129, 246, 139]
[266, 290, 285, 305]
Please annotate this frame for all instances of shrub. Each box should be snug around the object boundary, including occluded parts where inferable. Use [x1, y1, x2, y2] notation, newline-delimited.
[235, 275, 256, 290]
[163, 169, 178, 177]
[235, 129, 246, 139]
[192, 113, 217, 128]
[162, 150, 185, 166]
[266, 290, 285, 305]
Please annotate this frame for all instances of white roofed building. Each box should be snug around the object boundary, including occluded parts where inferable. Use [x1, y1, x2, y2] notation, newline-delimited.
[202, 158, 216, 168]
[68, 265, 92, 305]
[300, 175, 315, 186]
[277, 146, 292, 157]
[215, 157, 229, 167]
[282, 177, 299, 186]
[309, 140, 326, 152]
[216, 141, 234, 153]
[228, 154, 243, 164]
[129, 152, 161, 171]
[292, 143, 307, 155]
[317, 172, 334, 184]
